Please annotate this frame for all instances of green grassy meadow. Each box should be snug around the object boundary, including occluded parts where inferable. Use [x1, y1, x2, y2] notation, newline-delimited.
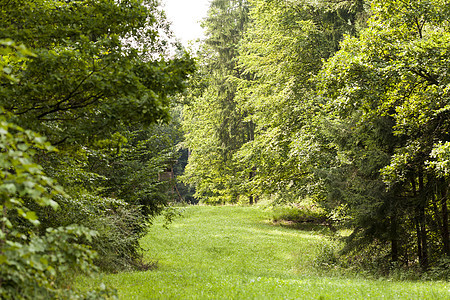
[80, 206, 450, 299]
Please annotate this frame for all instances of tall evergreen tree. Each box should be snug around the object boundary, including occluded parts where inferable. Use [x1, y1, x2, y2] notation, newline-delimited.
[182, 0, 252, 203]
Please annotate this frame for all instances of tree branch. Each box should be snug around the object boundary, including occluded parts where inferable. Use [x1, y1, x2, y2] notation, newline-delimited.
[409, 68, 439, 86]
[37, 92, 104, 119]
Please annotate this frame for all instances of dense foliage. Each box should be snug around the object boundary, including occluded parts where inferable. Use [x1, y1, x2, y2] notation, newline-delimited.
[0, 0, 194, 297]
[0, 40, 116, 299]
[182, 0, 253, 204]
[182, 0, 450, 276]
[319, 0, 450, 272]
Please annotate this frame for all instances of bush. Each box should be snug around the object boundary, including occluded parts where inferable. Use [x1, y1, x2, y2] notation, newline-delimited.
[424, 256, 450, 281]
[37, 193, 151, 272]
[315, 240, 424, 280]
[313, 242, 341, 269]
[0, 226, 117, 299]
[272, 201, 328, 224]
[0, 111, 115, 298]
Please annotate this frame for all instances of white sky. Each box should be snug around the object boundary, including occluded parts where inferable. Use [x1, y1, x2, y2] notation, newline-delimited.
[161, 0, 211, 46]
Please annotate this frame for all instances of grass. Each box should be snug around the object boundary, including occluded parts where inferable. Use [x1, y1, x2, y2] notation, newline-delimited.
[79, 206, 450, 299]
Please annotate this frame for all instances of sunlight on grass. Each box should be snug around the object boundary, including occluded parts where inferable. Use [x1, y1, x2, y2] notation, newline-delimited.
[79, 206, 450, 299]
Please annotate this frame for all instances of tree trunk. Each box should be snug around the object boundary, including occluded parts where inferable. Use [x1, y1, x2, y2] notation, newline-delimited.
[412, 175, 422, 265]
[432, 192, 442, 234]
[414, 216, 423, 265]
[418, 171, 428, 270]
[248, 168, 255, 205]
[442, 183, 450, 256]
[391, 214, 399, 262]
[419, 207, 428, 269]
[412, 173, 428, 269]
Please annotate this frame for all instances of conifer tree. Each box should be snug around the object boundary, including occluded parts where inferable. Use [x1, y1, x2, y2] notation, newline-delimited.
[182, 0, 252, 203]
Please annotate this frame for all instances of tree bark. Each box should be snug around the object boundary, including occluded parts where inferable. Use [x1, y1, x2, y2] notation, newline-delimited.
[414, 216, 423, 266]
[418, 170, 428, 270]
[391, 214, 399, 262]
[412, 175, 422, 265]
[442, 183, 450, 256]
[419, 207, 428, 269]
[248, 168, 255, 205]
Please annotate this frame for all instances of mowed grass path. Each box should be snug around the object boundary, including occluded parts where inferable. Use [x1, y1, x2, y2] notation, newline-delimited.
[85, 206, 450, 299]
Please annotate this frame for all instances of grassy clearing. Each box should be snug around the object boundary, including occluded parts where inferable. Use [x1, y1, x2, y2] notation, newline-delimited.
[79, 206, 450, 299]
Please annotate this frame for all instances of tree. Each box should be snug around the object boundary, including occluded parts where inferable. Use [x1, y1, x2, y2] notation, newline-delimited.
[234, 0, 366, 202]
[0, 0, 194, 143]
[0, 39, 116, 300]
[319, 0, 450, 269]
[0, 0, 195, 273]
[182, 0, 252, 204]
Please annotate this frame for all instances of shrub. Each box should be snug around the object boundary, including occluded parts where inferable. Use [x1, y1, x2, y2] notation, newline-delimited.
[272, 201, 328, 224]
[0, 110, 115, 298]
[37, 193, 151, 272]
[424, 256, 450, 281]
[313, 242, 341, 269]
[0, 225, 117, 299]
